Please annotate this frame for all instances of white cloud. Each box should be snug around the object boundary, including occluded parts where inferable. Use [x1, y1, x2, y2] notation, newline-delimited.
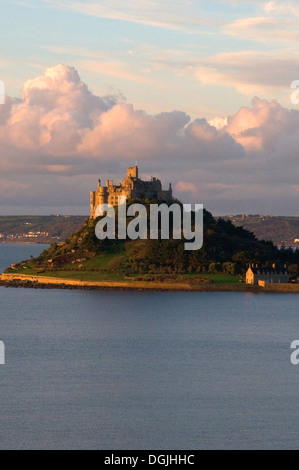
[1, 64, 299, 215]
[36, 0, 213, 33]
[191, 50, 299, 99]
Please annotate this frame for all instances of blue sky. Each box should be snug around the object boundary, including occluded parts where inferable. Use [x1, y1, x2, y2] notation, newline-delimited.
[1, 0, 297, 118]
[0, 0, 299, 215]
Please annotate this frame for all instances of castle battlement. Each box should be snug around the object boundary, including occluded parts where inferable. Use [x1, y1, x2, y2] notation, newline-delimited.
[90, 166, 173, 218]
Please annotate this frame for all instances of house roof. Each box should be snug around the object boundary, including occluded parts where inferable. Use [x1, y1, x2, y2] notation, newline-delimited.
[248, 267, 289, 275]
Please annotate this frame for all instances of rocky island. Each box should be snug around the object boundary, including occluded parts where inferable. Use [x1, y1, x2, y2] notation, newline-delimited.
[1, 167, 299, 292]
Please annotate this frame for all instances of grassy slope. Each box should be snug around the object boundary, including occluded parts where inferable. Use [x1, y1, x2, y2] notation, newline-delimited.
[8, 257, 239, 284]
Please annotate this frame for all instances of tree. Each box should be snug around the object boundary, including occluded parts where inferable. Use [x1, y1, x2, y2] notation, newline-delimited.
[288, 264, 299, 279]
[222, 262, 236, 275]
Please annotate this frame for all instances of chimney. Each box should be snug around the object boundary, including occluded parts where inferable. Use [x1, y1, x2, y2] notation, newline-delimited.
[106, 180, 109, 187]
[98, 179, 101, 188]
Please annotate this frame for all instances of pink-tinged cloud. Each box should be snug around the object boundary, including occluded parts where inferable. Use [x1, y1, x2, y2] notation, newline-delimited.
[224, 97, 299, 151]
[175, 181, 199, 197]
[0, 64, 299, 214]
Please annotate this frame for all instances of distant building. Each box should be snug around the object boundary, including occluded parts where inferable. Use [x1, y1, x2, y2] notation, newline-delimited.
[246, 264, 289, 285]
[90, 165, 173, 218]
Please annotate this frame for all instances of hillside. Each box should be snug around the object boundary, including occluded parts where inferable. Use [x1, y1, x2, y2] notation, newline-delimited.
[224, 215, 299, 247]
[4, 201, 299, 283]
[0, 216, 86, 244]
[2, 214, 298, 248]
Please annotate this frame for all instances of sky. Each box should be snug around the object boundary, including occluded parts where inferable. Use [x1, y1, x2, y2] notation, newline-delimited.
[0, 0, 299, 215]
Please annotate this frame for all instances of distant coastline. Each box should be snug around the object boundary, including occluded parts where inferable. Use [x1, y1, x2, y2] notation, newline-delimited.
[0, 241, 48, 245]
[1, 215, 299, 248]
[0, 215, 86, 245]
[1, 241, 298, 249]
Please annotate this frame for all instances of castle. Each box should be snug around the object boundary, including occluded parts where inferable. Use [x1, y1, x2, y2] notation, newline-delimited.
[90, 166, 173, 218]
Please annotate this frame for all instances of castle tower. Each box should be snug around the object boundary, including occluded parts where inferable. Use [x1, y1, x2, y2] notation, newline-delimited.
[90, 165, 173, 218]
[127, 165, 138, 179]
[97, 186, 107, 205]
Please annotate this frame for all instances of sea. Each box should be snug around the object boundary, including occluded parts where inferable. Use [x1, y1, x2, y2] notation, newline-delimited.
[0, 243, 299, 450]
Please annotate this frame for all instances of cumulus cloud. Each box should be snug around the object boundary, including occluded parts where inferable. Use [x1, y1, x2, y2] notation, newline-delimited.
[0, 64, 299, 215]
[224, 97, 299, 151]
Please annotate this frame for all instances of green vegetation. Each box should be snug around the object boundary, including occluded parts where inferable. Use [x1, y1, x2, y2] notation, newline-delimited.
[37, 270, 126, 282]
[5, 200, 299, 285]
[184, 273, 240, 284]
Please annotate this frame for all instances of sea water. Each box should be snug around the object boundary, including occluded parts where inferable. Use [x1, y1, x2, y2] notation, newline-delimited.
[0, 244, 298, 450]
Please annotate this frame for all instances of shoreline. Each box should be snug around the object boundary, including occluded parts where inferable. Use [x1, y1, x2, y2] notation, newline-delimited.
[1, 273, 299, 293]
[0, 241, 51, 245]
